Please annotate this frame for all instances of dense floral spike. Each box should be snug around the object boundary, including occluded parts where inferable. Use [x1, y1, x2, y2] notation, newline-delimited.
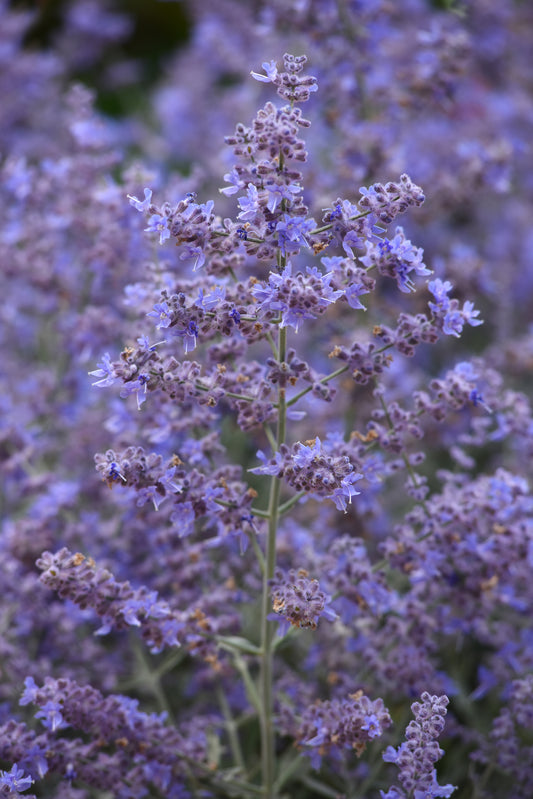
[471, 675, 533, 793]
[0, 677, 216, 798]
[36, 548, 184, 652]
[37, 548, 238, 659]
[381, 692, 456, 798]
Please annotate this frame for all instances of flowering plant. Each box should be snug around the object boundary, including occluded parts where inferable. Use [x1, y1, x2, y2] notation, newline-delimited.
[2, 4, 533, 799]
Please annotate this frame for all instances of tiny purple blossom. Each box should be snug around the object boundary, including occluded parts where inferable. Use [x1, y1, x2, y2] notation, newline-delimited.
[127, 187, 152, 212]
[147, 301, 172, 329]
[180, 243, 206, 271]
[461, 300, 483, 327]
[0, 764, 33, 793]
[121, 592, 170, 626]
[265, 181, 302, 213]
[195, 285, 226, 310]
[173, 320, 199, 353]
[342, 229, 365, 257]
[19, 676, 39, 706]
[428, 278, 453, 313]
[35, 700, 68, 732]
[361, 713, 382, 739]
[145, 213, 171, 244]
[120, 374, 149, 410]
[237, 183, 260, 221]
[89, 352, 117, 387]
[345, 283, 369, 309]
[330, 472, 363, 513]
[249, 449, 284, 477]
[250, 59, 278, 83]
[443, 310, 465, 337]
[276, 214, 316, 256]
[220, 167, 241, 196]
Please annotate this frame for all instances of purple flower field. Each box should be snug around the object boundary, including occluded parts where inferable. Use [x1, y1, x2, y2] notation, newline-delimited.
[1, 1, 533, 797]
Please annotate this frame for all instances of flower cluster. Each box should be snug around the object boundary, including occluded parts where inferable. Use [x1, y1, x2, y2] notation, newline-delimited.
[36, 547, 237, 658]
[251, 437, 363, 512]
[269, 567, 337, 634]
[296, 691, 392, 769]
[382, 693, 455, 798]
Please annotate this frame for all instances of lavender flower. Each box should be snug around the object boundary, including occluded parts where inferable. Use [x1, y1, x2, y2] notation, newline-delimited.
[269, 568, 337, 634]
[297, 691, 392, 768]
[360, 226, 431, 293]
[0, 764, 34, 794]
[382, 693, 456, 798]
[251, 437, 363, 512]
[127, 187, 153, 212]
[3, 7, 533, 797]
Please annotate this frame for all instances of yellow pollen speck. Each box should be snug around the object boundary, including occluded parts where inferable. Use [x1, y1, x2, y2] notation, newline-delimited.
[273, 597, 285, 613]
[481, 575, 499, 591]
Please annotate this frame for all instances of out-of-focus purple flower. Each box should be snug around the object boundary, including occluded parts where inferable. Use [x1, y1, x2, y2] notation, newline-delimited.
[34, 701, 68, 732]
[250, 59, 278, 83]
[0, 764, 33, 793]
[297, 692, 392, 769]
[127, 187, 152, 212]
[220, 167, 241, 196]
[173, 319, 199, 353]
[237, 183, 260, 221]
[89, 352, 117, 387]
[428, 278, 453, 313]
[345, 282, 369, 309]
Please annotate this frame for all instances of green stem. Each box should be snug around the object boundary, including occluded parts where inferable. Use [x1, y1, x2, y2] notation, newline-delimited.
[259, 325, 287, 799]
[217, 685, 246, 772]
[286, 364, 349, 408]
[277, 491, 306, 516]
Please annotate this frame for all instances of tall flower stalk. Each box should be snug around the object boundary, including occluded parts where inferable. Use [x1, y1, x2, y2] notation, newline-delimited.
[260, 324, 287, 797]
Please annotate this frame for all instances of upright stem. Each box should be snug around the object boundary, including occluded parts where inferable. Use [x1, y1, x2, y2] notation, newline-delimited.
[259, 325, 287, 799]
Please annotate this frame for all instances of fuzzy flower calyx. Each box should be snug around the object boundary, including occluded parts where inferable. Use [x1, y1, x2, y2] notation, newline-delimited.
[269, 568, 337, 635]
